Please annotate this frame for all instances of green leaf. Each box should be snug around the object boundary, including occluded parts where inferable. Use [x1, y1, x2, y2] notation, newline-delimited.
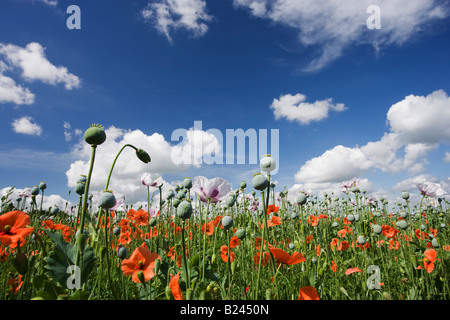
[189, 252, 201, 269]
[43, 229, 96, 289]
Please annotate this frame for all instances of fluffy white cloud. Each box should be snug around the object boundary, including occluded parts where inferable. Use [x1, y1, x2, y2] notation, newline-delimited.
[270, 93, 346, 125]
[1, 187, 73, 212]
[141, 0, 212, 42]
[233, 0, 447, 71]
[0, 72, 35, 105]
[444, 152, 450, 163]
[294, 90, 450, 184]
[11, 116, 42, 136]
[0, 42, 80, 90]
[65, 125, 221, 204]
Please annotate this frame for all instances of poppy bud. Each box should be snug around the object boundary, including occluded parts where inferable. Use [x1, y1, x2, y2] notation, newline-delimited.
[240, 181, 246, 189]
[183, 177, 192, 189]
[98, 190, 116, 209]
[165, 285, 172, 300]
[149, 217, 157, 227]
[252, 173, 268, 191]
[265, 289, 272, 300]
[154, 258, 161, 276]
[260, 154, 276, 173]
[296, 192, 307, 205]
[84, 124, 106, 146]
[186, 288, 194, 300]
[137, 270, 146, 284]
[39, 181, 47, 190]
[410, 254, 418, 268]
[12, 252, 28, 275]
[177, 200, 193, 220]
[117, 246, 127, 260]
[382, 292, 392, 300]
[231, 261, 236, 274]
[136, 148, 151, 164]
[76, 231, 87, 252]
[211, 253, 216, 265]
[221, 215, 234, 230]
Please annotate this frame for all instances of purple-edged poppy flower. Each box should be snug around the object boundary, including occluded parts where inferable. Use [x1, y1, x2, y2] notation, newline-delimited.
[416, 181, 447, 198]
[192, 176, 232, 203]
[141, 173, 163, 188]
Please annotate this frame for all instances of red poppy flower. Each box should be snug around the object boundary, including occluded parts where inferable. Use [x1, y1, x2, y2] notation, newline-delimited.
[133, 209, 149, 226]
[269, 246, 306, 265]
[382, 225, 399, 238]
[253, 251, 270, 266]
[307, 215, 318, 227]
[306, 235, 313, 244]
[0, 210, 34, 248]
[230, 235, 241, 248]
[266, 204, 279, 215]
[220, 245, 235, 262]
[298, 286, 320, 300]
[345, 267, 363, 275]
[337, 229, 347, 238]
[201, 221, 214, 236]
[213, 216, 224, 229]
[121, 247, 160, 283]
[330, 260, 338, 272]
[422, 249, 437, 273]
[170, 271, 183, 300]
[267, 215, 282, 227]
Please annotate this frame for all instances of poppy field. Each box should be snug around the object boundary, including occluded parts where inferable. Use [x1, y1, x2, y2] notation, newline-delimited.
[0, 124, 449, 301]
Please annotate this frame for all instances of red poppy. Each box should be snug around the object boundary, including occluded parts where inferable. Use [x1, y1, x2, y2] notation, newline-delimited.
[307, 215, 318, 227]
[298, 286, 320, 300]
[267, 215, 282, 227]
[269, 246, 306, 265]
[220, 245, 235, 263]
[345, 267, 363, 275]
[213, 216, 224, 229]
[417, 249, 437, 273]
[253, 251, 270, 266]
[315, 245, 321, 257]
[8, 275, 23, 294]
[337, 229, 347, 238]
[330, 260, 338, 272]
[118, 231, 132, 246]
[267, 204, 279, 215]
[230, 235, 241, 248]
[133, 209, 149, 226]
[0, 210, 34, 248]
[306, 235, 313, 244]
[201, 221, 214, 236]
[170, 271, 183, 300]
[121, 247, 160, 283]
[382, 225, 399, 238]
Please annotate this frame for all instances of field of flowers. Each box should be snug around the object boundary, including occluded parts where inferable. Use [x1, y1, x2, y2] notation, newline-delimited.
[0, 124, 449, 301]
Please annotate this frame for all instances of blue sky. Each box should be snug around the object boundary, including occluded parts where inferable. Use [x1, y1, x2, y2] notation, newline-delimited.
[1, 0, 449, 208]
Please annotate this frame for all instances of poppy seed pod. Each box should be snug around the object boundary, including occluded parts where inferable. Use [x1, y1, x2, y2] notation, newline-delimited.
[50, 206, 60, 215]
[396, 220, 408, 230]
[113, 227, 121, 236]
[296, 192, 307, 205]
[252, 173, 268, 191]
[183, 177, 192, 189]
[149, 217, 157, 227]
[177, 200, 193, 220]
[226, 196, 236, 207]
[31, 186, 40, 196]
[357, 236, 366, 245]
[166, 189, 175, 200]
[75, 181, 85, 195]
[373, 224, 382, 234]
[288, 243, 295, 250]
[432, 238, 439, 248]
[39, 181, 47, 190]
[347, 214, 355, 222]
[136, 148, 151, 164]
[84, 124, 106, 146]
[154, 258, 161, 276]
[117, 246, 128, 260]
[221, 215, 234, 230]
[260, 154, 276, 173]
[401, 190, 410, 200]
[172, 198, 181, 208]
[98, 190, 116, 209]
[235, 228, 246, 240]
[240, 181, 246, 189]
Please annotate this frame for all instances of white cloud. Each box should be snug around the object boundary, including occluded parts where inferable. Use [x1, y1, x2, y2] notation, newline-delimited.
[0, 71, 35, 105]
[141, 0, 213, 42]
[233, 0, 447, 71]
[36, 0, 58, 6]
[0, 42, 80, 90]
[294, 90, 450, 184]
[1, 187, 72, 212]
[65, 125, 221, 204]
[11, 116, 42, 136]
[270, 93, 346, 125]
[444, 152, 450, 163]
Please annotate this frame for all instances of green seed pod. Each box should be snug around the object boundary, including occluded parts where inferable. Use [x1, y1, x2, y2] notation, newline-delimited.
[117, 246, 127, 260]
[136, 148, 151, 164]
[31, 186, 40, 196]
[373, 224, 382, 234]
[252, 172, 268, 191]
[183, 177, 192, 189]
[50, 206, 60, 215]
[172, 198, 181, 208]
[12, 252, 28, 275]
[221, 215, 234, 230]
[382, 292, 392, 300]
[226, 196, 236, 207]
[347, 214, 355, 222]
[235, 228, 246, 240]
[296, 192, 307, 205]
[165, 285, 172, 300]
[240, 181, 247, 189]
[177, 200, 193, 220]
[98, 190, 116, 209]
[401, 190, 410, 200]
[432, 238, 439, 248]
[137, 270, 146, 284]
[260, 154, 276, 173]
[396, 220, 408, 230]
[75, 181, 85, 195]
[76, 231, 87, 252]
[154, 258, 161, 276]
[84, 124, 106, 146]
[39, 181, 47, 190]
